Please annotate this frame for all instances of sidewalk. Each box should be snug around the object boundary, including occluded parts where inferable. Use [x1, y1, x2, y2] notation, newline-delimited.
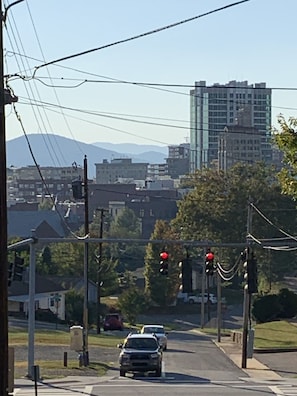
[214, 336, 282, 380]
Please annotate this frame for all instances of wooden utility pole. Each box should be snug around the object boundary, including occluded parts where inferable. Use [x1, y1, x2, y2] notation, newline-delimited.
[83, 155, 89, 366]
[96, 208, 106, 334]
[0, 2, 22, 391]
[0, 1, 9, 392]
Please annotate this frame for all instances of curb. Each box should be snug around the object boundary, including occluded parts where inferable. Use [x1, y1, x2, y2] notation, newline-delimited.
[254, 347, 297, 354]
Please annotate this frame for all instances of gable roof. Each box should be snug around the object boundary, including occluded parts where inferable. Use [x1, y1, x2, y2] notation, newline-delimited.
[8, 273, 66, 297]
[47, 276, 97, 290]
[8, 210, 67, 238]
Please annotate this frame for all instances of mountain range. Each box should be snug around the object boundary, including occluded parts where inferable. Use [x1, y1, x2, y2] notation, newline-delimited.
[6, 134, 168, 178]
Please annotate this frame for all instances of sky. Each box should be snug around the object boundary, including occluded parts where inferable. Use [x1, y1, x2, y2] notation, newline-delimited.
[3, 0, 297, 151]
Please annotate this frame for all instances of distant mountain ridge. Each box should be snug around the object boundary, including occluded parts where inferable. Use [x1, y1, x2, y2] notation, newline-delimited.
[6, 134, 167, 178]
[93, 142, 167, 156]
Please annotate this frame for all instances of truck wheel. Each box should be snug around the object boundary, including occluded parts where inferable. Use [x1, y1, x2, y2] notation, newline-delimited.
[155, 367, 162, 377]
[120, 369, 126, 377]
[189, 299, 194, 304]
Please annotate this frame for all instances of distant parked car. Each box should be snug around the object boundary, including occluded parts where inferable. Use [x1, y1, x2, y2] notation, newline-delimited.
[186, 293, 218, 305]
[103, 313, 124, 331]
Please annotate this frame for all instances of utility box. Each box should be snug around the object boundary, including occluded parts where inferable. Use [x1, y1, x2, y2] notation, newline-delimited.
[70, 326, 83, 351]
[247, 328, 255, 359]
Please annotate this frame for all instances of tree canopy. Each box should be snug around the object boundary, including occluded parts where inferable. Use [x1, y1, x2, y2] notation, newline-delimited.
[171, 162, 297, 290]
[274, 115, 297, 200]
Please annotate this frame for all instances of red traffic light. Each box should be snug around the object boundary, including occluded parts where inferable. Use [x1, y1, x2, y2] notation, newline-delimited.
[206, 252, 214, 261]
[160, 251, 169, 260]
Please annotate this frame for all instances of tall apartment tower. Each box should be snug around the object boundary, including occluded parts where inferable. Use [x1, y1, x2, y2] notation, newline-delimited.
[190, 80, 272, 172]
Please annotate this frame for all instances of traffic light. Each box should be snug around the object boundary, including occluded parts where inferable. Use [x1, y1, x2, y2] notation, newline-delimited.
[179, 259, 192, 293]
[72, 179, 83, 199]
[205, 250, 215, 276]
[242, 250, 258, 294]
[159, 251, 169, 276]
[13, 254, 24, 281]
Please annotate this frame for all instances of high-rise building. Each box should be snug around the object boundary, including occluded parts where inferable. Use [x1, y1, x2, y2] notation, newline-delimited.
[190, 80, 272, 172]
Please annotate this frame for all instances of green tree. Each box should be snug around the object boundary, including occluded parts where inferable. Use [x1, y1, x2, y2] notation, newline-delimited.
[118, 287, 146, 325]
[172, 163, 297, 290]
[88, 211, 119, 296]
[45, 242, 83, 276]
[274, 115, 297, 199]
[65, 289, 84, 324]
[108, 208, 145, 272]
[37, 246, 53, 274]
[144, 220, 182, 307]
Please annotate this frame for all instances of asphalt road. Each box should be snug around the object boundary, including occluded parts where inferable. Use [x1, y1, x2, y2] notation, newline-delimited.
[10, 305, 297, 382]
[14, 329, 294, 396]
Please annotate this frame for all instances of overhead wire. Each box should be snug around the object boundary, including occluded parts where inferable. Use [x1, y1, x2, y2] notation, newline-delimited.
[3, 3, 64, 166]
[23, 0, 85, 158]
[11, 101, 88, 240]
[216, 255, 242, 281]
[6, 51, 295, 149]
[14, 94, 278, 149]
[33, 1, 250, 72]
[250, 203, 297, 243]
[5, 0, 294, 159]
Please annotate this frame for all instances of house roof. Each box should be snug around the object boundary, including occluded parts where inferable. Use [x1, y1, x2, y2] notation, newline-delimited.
[47, 276, 97, 290]
[8, 273, 66, 297]
[8, 210, 67, 238]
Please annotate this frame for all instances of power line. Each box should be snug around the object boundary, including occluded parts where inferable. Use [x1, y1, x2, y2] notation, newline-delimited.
[33, 1, 250, 72]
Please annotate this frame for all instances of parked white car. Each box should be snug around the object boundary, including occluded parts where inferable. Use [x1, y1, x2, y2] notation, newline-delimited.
[186, 293, 218, 305]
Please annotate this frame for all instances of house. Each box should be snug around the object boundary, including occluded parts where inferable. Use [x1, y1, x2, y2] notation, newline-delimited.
[47, 276, 98, 304]
[8, 273, 67, 320]
[8, 273, 98, 322]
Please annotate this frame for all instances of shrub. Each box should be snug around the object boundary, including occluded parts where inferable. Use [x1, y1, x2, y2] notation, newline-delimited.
[252, 294, 281, 323]
[35, 308, 59, 323]
[278, 288, 297, 319]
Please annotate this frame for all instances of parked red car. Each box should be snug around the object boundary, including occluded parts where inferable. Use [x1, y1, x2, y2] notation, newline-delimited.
[103, 313, 124, 331]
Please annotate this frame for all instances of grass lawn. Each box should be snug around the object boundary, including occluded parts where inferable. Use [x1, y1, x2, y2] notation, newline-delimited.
[10, 320, 297, 379]
[9, 327, 125, 347]
[10, 327, 125, 378]
[254, 320, 297, 349]
[10, 320, 297, 350]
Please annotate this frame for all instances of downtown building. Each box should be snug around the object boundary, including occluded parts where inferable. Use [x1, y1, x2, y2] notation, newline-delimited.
[190, 80, 272, 172]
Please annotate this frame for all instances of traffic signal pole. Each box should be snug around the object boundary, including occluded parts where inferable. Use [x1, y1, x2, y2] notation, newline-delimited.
[200, 249, 206, 328]
[28, 231, 37, 378]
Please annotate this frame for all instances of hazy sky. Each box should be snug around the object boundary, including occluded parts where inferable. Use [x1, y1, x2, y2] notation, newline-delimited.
[4, 0, 297, 148]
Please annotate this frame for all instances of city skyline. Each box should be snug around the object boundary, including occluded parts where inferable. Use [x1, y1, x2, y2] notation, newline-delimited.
[190, 80, 272, 171]
[4, 0, 297, 156]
